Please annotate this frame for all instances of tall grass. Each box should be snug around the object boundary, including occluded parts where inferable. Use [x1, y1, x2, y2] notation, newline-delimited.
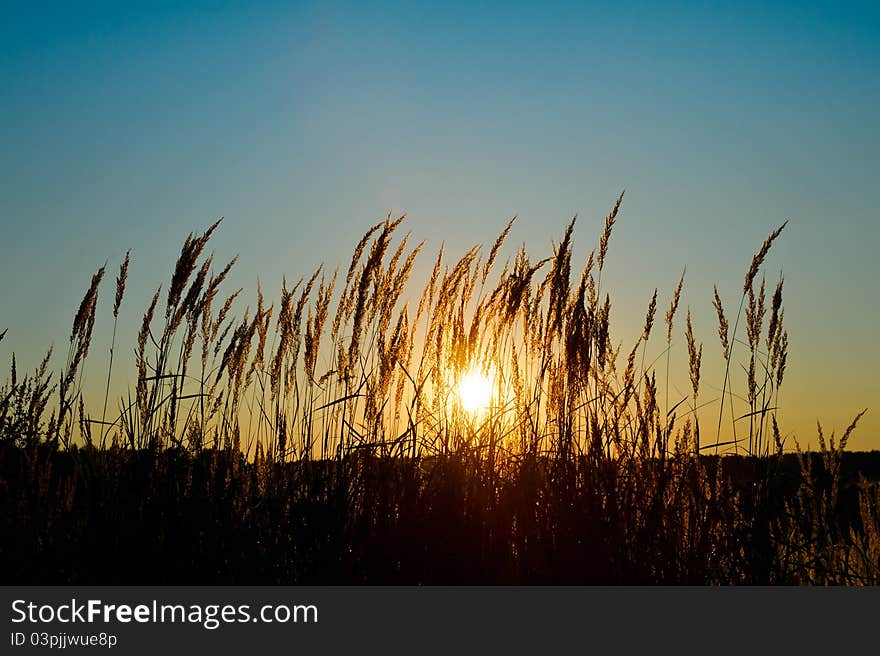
[0, 197, 876, 584]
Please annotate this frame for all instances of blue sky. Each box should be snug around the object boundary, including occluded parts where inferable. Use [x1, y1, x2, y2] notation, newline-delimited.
[1, 1, 878, 447]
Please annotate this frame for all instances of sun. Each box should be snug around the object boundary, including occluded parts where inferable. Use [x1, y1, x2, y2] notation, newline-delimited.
[457, 367, 494, 415]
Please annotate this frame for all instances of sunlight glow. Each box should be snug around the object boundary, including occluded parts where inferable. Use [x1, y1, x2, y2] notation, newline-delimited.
[458, 367, 494, 415]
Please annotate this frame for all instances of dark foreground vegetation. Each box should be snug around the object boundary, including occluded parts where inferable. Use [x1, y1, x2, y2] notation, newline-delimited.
[1, 445, 878, 584]
[1, 196, 877, 584]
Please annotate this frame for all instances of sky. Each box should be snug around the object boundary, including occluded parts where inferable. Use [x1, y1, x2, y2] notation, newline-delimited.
[1, 1, 878, 449]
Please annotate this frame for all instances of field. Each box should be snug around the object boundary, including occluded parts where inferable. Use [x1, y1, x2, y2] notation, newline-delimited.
[1, 196, 878, 584]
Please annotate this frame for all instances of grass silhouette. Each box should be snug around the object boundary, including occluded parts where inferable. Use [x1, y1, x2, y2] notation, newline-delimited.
[1, 196, 877, 584]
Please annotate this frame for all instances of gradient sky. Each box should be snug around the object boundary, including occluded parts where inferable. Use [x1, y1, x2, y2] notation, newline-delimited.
[1, 1, 878, 448]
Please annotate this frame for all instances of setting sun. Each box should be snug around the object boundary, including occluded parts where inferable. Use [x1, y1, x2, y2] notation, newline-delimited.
[457, 368, 494, 415]
[3, 0, 879, 602]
